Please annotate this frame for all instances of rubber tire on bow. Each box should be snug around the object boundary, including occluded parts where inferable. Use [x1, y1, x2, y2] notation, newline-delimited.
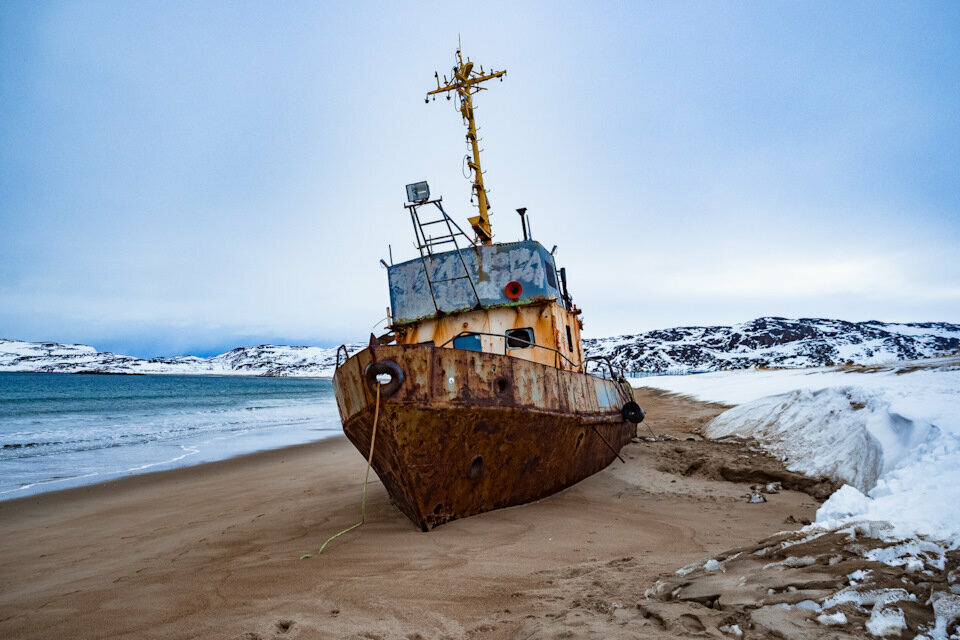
[364, 360, 404, 398]
[621, 401, 645, 424]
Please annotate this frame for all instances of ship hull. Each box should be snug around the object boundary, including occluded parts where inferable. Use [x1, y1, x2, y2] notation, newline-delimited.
[332, 344, 636, 530]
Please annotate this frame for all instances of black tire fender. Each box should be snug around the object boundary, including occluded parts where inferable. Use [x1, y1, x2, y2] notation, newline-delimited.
[621, 401, 645, 424]
[364, 360, 404, 398]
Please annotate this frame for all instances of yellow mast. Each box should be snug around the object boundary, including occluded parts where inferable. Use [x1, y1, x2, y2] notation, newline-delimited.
[426, 48, 506, 244]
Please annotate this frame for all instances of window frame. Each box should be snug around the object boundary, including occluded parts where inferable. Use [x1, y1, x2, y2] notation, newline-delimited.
[505, 327, 535, 349]
[452, 334, 483, 352]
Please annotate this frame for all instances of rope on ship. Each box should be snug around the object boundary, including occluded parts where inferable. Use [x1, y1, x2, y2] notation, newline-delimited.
[301, 383, 381, 559]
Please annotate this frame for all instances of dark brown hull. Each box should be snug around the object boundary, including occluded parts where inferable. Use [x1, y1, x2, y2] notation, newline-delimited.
[332, 344, 636, 530]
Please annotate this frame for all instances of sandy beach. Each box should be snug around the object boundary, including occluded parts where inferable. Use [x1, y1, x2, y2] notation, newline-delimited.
[0, 389, 828, 639]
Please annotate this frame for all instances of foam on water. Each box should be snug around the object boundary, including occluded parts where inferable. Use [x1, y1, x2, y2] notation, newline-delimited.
[0, 372, 341, 499]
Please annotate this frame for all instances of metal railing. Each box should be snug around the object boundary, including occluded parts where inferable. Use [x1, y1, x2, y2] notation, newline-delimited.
[436, 333, 626, 384]
[584, 355, 624, 381]
[406, 198, 481, 314]
[337, 332, 629, 386]
[438, 330, 582, 370]
[621, 367, 709, 378]
[335, 344, 351, 370]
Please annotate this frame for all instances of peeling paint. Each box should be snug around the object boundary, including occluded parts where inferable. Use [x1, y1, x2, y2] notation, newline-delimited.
[388, 240, 561, 324]
[333, 344, 635, 530]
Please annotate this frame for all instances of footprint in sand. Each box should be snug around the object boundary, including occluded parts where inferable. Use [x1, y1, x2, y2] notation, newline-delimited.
[636, 604, 666, 629]
[678, 613, 706, 632]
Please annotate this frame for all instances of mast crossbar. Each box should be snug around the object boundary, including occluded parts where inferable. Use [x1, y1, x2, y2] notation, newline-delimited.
[426, 48, 506, 245]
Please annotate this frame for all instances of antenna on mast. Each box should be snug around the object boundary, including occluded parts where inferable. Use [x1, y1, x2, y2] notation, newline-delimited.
[426, 45, 506, 245]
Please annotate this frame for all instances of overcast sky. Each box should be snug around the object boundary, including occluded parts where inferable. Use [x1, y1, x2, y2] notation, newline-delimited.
[2, 1, 958, 357]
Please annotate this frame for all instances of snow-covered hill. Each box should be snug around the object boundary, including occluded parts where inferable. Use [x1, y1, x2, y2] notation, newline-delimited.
[2, 317, 958, 377]
[585, 317, 960, 374]
[0, 340, 367, 377]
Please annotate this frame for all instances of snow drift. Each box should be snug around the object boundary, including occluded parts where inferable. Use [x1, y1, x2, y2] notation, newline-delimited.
[669, 362, 960, 543]
[705, 386, 937, 494]
[641, 362, 960, 637]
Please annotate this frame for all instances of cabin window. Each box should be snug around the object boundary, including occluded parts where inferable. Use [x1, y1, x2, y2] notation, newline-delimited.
[545, 262, 558, 289]
[506, 328, 535, 349]
[452, 334, 482, 352]
[418, 340, 434, 346]
[566, 325, 574, 352]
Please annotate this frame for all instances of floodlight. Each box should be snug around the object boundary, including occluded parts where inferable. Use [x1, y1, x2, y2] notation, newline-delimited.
[406, 181, 430, 203]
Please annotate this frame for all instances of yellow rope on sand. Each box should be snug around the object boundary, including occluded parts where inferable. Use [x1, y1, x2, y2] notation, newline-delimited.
[301, 383, 381, 559]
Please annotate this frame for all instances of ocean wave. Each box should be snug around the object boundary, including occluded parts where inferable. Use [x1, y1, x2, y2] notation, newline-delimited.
[0, 375, 340, 498]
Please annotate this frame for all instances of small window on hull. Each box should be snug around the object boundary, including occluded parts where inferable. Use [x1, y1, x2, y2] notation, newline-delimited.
[506, 328, 535, 349]
[452, 334, 482, 352]
[566, 325, 574, 352]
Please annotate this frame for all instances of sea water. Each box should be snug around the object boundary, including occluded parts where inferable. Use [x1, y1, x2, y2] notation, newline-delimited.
[0, 372, 341, 500]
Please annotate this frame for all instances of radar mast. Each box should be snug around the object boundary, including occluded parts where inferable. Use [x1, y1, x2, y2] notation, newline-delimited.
[426, 47, 506, 245]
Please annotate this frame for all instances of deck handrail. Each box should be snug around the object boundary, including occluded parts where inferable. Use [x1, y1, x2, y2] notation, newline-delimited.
[583, 355, 623, 380]
[437, 330, 582, 370]
[335, 344, 351, 370]
[339, 333, 625, 383]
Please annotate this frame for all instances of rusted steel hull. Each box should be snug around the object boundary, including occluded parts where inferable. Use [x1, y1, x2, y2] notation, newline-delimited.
[332, 344, 636, 530]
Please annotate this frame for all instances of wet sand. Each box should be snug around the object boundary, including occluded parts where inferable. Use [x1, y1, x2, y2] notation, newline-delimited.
[0, 389, 825, 639]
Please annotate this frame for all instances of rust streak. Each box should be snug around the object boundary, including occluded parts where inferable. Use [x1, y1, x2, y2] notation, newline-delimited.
[333, 344, 634, 530]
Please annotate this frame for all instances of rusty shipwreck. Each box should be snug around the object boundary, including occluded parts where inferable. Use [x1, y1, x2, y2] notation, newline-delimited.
[332, 47, 645, 531]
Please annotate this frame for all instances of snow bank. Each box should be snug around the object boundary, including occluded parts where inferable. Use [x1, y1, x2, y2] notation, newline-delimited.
[635, 363, 960, 545]
[816, 427, 960, 542]
[630, 362, 960, 408]
[705, 386, 937, 493]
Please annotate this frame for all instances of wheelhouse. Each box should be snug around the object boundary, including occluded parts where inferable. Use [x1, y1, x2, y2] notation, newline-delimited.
[387, 238, 584, 372]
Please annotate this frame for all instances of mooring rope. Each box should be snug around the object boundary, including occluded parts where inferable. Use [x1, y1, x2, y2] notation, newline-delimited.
[301, 382, 381, 559]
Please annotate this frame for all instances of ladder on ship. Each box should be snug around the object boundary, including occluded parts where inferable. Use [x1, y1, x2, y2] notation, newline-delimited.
[405, 198, 481, 313]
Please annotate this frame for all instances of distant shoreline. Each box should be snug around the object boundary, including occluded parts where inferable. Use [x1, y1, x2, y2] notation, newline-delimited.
[3, 318, 958, 377]
[0, 370, 335, 380]
[0, 435, 346, 509]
